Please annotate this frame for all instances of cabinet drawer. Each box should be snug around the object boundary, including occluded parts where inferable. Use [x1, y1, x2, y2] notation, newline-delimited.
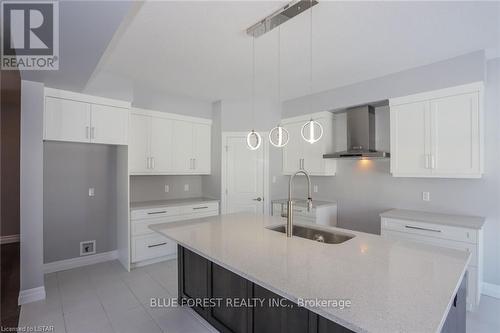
[180, 202, 218, 214]
[131, 206, 181, 220]
[381, 218, 477, 243]
[381, 229, 478, 267]
[131, 216, 181, 236]
[131, 234, 176, 263]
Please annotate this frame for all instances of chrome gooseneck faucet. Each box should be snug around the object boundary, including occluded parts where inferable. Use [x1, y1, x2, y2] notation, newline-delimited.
[287, 169, 313, 237]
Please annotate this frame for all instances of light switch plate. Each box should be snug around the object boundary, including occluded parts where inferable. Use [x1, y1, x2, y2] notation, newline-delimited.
[422, 192, 430, 201]
[313, 185, 318, 193]
[184, 184, 189, 191]
[88, 188, 95, 197]
[165, 185, 170, 193]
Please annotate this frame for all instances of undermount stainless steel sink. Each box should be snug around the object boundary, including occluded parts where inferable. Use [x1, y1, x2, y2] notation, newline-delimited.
[268, 225, 354, 244]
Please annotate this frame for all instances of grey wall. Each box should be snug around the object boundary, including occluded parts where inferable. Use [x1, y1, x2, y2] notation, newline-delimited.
[277, 53, 500, 286]
[130, 175, 203, 202]
[20, 80, 44, 291]
[43, 142, 117, 263]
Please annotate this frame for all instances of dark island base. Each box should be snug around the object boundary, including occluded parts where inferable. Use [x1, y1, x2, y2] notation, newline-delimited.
[177, 245, 465, 333]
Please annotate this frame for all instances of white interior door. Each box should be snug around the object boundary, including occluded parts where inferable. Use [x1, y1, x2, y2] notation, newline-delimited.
[224, 134, 265, 214]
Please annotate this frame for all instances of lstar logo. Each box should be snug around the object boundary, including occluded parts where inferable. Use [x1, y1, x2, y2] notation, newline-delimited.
[1, 1, 59, 70]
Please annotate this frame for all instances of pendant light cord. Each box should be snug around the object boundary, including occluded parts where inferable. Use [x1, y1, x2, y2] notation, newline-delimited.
[309, 0, 313, 114]
[252, 34, 256, 131]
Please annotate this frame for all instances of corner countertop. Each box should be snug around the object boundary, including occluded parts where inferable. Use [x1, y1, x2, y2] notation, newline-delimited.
[130, 197, 219, 210]
[380, 209, 485, 230]
[150, 212, 469, 333]
[271, 198, 337, 208]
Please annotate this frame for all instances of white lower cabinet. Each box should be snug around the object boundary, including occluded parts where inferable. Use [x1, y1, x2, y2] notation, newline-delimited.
[130, 200, 219, 265]
[380, 210, 484, 311]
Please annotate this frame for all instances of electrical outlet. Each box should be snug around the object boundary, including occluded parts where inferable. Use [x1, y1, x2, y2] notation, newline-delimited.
[313, 185, 318, 193]
[422, 192, 430, 201]
[164, 185, 170, 193]
[184, 184, 189, 191]
[80, 240, 96, 256]
[88, 188, 95, 197]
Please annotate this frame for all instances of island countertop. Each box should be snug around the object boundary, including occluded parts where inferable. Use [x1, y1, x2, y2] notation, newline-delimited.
[150, 212, 469, 333]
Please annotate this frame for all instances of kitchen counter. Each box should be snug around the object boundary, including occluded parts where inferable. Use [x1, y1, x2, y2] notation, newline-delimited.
[271, 198, 337, 208]
[151, 212, 469, 333]
[380, 209, 485, 229]
[130, 197, 219, 210]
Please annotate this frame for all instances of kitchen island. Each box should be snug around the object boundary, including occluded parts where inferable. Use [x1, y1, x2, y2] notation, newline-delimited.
[150, 212, 469, 333]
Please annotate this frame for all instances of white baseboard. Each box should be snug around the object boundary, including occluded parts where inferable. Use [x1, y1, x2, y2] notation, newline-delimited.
[482, 282, 500, 299]
[1, 234, 20, 244]
[131, 253, 177, 268]
[18, 286, 46, 305]
[43, 250, 119, 274]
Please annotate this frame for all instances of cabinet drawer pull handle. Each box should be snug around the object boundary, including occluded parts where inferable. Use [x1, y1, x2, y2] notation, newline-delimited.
[405, 225, 441, 233]
[148, 242, 167, 248]
[193, 206, 208, 210]
[148, 211, 167, 215]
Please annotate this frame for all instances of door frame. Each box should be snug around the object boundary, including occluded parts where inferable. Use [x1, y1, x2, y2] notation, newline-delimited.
[221, 132, 270, 216]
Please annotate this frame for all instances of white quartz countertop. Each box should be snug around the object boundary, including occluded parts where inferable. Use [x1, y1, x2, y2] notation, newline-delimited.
[380, 209, 485, 229]
[271, 198, 337, 208]
[130, 197, 219, 210]
[150, 212, 469, 333]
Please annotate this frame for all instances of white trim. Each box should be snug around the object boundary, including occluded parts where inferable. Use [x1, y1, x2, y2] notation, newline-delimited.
[482, 282, 500, 299]
[131, 107, 212, 125]
[281, 111, 333, 124]
[221, 132, 270, 215]
[43, 250, 119, 274]
[131, 253, 177, 268]
[44, 87, 131, 108]
[389, 81, 484, 106]
[0, 234, 20, 244]
[18, 286, 46, 305]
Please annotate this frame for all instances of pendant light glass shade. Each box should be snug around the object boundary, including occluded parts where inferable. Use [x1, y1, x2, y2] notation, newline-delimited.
[247, 130, 262, 150]
[269, 125, 289, 147]
[301, 119, 323, 144]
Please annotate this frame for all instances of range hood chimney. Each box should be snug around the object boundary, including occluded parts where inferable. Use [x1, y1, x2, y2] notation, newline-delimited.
[323, 105, 390, 159]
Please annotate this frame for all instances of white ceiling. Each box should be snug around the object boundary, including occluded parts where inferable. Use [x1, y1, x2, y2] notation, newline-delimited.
[94, 1, 500, 102]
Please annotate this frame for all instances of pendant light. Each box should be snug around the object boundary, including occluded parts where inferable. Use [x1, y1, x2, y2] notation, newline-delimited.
[301, 0, 323, 145]
[269, 26, 289, 148]
[247, 33, 262, 150]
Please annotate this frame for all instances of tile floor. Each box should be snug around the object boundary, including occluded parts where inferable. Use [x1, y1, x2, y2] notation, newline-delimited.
[19, 258, 500, 333]
[19, 259, 216, 333]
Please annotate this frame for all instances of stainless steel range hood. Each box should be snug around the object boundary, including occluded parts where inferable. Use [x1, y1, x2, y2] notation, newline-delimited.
[323, 105, 390, 159]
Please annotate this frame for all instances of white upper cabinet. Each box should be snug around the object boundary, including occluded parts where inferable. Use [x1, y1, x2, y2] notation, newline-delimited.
[129, 109, 211, 175]
[91, 104, 129, 145]
[282, 112, 336, 176]
[390, 82, 483, 178]
[129, 113, 151, 173]
[43, 88, 130, 145]
[44, 97, 91, 143]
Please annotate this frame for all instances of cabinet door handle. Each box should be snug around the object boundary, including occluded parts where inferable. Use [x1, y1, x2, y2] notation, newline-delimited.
[151, 157, 155, 169]
[148, 242, 167, 248]
[91, 127, 95, 139]
[193, 206, 208, 210]
[193, 158, 196, 170]
[405, 225, 442, 233]
[430, 155, 436, 169]
[148, 210, 167, 215]
[86, 126, 90, 139]
[189, 158, 193, 169]
[425, 155, 430, 169]
[146, 157, 150, 169]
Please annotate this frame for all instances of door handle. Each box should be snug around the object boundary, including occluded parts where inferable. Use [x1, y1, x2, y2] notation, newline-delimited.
[253, 197, 262, 202]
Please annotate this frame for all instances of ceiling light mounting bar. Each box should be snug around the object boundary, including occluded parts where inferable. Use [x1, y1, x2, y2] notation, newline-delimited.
[246, 0, 318, 38]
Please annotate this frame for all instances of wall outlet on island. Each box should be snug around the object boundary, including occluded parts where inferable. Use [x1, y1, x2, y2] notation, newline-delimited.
[313, 185, 318, 193]
[164, 185, 170, 193]
[422, 191, 430, 201]
[184, 184, 189, 191]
